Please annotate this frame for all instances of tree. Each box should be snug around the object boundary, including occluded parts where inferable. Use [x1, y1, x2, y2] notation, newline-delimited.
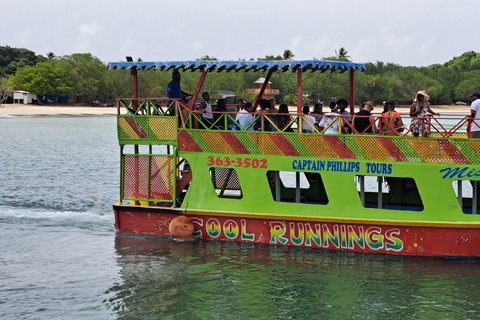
[283, 50, 295, 60]
[335, 47, 351, 62]
[8, 60, 72, 95]
[0, 46, 46, 76]
[57, 53, 110, 102]
[0, 77, 10, 107]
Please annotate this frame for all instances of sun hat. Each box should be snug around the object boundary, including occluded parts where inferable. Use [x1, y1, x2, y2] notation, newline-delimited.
[470, 91, 480, 97]
[415, 90, 430, 102]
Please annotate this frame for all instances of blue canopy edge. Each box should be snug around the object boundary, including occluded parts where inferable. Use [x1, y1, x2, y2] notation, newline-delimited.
[107, 60, 366, 73]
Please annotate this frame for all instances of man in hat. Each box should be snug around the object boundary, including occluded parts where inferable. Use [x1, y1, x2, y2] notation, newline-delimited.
[470, 91, 480, 138]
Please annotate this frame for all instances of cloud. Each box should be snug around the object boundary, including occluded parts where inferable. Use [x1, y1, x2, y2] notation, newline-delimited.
[78, 23, 104, 37]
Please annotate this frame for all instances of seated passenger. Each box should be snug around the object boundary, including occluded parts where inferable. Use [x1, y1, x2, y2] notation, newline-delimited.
[215, 98, 227, 130]
[274, 104, 294, 132]
[311, 103, 323, 124]
[233, 102, 255, 131]
[380, 101, 404, 136]
[198, 92, 214, 128]
[300, 106, 316, 133]
[337, 99, 352, 133]
[318, 103, 346, 134]
[353, 102, 377, 134]
[256, 99, 271, 131]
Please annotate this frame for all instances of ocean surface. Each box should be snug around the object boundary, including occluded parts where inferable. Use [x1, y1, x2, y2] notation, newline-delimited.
[2, 117, 480, 319]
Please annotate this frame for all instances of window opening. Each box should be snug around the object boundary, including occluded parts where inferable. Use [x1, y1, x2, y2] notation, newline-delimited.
[355, 176, 423, 211]
[452, 180, 479, 214]
[267, 171, 328, 205]
[209, 167, 242, 199]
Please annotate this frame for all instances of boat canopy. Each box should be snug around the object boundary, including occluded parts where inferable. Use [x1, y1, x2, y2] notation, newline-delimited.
[107, 60, 366, 73]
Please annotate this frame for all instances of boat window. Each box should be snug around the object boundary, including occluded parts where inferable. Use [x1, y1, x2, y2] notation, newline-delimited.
[209, 167, 242, 199]
[451, 180, 480, 214]
[355, 176, 423, 211]
[266, 171, 328, 205]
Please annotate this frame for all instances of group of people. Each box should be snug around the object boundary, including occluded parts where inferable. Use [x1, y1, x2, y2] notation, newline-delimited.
[168, 71, 475, 137]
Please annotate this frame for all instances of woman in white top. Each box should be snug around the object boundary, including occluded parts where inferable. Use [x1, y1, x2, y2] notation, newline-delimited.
[233, 102, 255, 131]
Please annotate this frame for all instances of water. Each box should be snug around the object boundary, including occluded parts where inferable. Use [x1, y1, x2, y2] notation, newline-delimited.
[2, 117, 480, 319]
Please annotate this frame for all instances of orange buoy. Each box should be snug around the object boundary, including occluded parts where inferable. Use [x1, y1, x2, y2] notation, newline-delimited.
[169, 215, 194, 239]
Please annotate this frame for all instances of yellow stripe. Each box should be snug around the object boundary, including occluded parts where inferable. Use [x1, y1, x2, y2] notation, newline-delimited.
[185, 209, 480, 229]
[200, 131, 235, 154]
[118, 117, 140, 139]
[149, 117, 177, 140]
[256, 134, 284, 156]
[406, 138, 452, 163]
[297, 135, 339, 158]
[353, 136, 392, 161]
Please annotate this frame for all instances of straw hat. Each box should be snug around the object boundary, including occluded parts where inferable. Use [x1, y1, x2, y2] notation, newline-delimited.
[414, 90, 430, 102]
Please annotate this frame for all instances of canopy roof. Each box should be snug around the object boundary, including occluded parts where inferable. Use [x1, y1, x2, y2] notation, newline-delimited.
[107, 60, 366, 73]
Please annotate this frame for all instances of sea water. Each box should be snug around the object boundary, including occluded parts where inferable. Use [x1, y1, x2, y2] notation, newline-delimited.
[1, 117, 480, 319]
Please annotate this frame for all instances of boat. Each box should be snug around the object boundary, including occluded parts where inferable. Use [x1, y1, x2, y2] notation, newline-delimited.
[108, 59, 480, 258]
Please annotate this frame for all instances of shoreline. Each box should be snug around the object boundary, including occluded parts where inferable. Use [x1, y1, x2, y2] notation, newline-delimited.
[0, 103, 471, 118]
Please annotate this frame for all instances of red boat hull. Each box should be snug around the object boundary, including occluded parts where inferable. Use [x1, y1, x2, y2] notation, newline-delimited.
[114, 206, 480, 258]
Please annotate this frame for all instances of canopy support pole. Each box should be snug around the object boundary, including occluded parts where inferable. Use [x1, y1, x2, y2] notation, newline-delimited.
[297, 67, 303, 114]
[132, 68, 138, 111]
[349, 68, 355, 115]
[189, 70, 208, 111]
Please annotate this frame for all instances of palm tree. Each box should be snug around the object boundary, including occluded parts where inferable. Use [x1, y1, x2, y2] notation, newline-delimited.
[46, 52, 56, 60]
[283, 50, 295, 60]
[335, 47, 351, 61]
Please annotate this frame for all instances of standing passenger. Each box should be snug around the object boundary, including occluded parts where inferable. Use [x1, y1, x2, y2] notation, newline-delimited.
[381, 101, 404, 136]
[301, 106, 316, 133]
[409, 91, 439, 137]
[311, 103, 324, 124]
[319, 103, 345, 134]
[198, 92, 214, 127]
[353, 102, 377, 134]
[470, 91, 480, 138]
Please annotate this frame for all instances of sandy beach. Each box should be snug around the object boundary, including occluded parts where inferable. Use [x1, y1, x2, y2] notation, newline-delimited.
[0, 103, 471, 118]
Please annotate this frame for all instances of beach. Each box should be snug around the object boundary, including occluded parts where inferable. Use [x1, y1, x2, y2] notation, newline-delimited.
[0, 103, 471, 118]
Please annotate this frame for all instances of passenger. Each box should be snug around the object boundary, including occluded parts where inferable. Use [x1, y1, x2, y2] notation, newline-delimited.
[470, 91, 480, 138]
[409, 90, 439, 137]
[300, 106, 316, 133]
[353, 102, 377, 134]
[167, 70, 190, 101]
[381, 101, 404, 136]
[256, 99, 271, 131]
[275, 104, 294, 132]
[215, 98, 227, 130]
[337, 99, 352, 132]
[318, 103, 346, 134]
[233, 102, 255, 131]
[311, 103, 324, 124]
[269, 98, 278, 113]
[198, 92, 214, 128]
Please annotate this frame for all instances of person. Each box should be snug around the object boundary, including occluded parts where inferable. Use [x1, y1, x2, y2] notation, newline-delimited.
[318, 103, 346, 134]
[337, 99, 352, 132]
[409, 90, 439, 137]
[269, 98, 278, 113]
[380, 101, 404, 136]
[353, 102, 377, 134]
[275, 104, 294, 132]
[215, 98, 227, 130]
[300, 106, 316, 133]
[233, 102, 255, 131]
[167, 70, 190, 102]
[470, 91, 480, 138]
[198, 92, 214, 127]
[256, 99, 271, 130]
[311, 103, 323, 124]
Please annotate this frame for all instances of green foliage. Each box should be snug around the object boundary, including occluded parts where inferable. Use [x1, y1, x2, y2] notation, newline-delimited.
[0, 46, 46, 76]
[8, 60, 72, 95]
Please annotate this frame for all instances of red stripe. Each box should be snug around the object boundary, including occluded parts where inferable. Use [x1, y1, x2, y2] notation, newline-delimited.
[125, 117, 147, 138]
[376, 137, 409, 162]
[220, 132, 250, 154]
[269, 134, 301, 156]
[437, 140, 470, 164]
[323, 136, 356, 159]
[178, 131, 202, 152]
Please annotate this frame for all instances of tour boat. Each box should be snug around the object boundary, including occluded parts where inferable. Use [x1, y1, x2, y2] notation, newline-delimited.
[108, 60, 480, 258]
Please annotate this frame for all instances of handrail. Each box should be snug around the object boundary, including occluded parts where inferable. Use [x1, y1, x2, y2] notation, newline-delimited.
[117, 98, 473, 138]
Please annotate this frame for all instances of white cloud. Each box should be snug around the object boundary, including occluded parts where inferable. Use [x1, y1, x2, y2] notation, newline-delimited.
[78, 23, 104, 37]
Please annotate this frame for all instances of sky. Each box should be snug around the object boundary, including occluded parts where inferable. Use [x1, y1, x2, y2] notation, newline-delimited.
[1, 0, 479, 67]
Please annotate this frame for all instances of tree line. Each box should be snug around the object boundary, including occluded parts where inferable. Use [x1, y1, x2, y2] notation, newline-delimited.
[2, 46, 480, 105]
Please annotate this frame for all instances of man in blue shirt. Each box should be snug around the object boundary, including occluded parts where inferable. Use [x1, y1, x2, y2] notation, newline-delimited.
[167, 70, 189, 100]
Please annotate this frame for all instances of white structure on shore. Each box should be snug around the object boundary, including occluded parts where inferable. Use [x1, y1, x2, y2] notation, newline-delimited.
[13, 90, 37, 104]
